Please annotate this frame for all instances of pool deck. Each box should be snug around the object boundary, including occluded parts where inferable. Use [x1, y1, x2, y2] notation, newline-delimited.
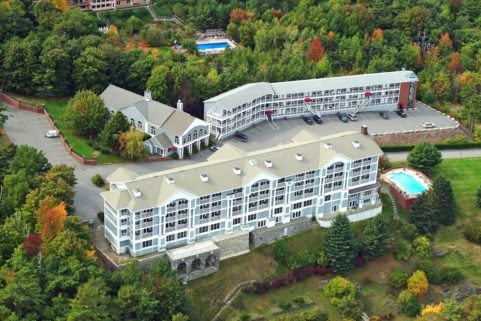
[380, 167, 432, 208]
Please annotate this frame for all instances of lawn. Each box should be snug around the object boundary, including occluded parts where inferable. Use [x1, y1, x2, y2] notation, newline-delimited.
[5, 92, 126, 164]
[98, 7, 153, 28]
[152, 1, 173, 17]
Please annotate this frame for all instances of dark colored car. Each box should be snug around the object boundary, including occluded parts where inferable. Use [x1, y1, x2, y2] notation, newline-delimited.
[379, 111, 389, 119]
[312, 115, 323, 124]
[302, 115, 314, 125]
[396, 110, 407, 118]
[234, 132, 248, 142]
[209, 145, 219, 152]
[336, 112, 349, 123]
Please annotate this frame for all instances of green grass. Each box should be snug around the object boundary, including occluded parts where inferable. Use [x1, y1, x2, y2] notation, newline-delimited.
[152, 2, 173, 16]
[99, 7, 153, 27]
[5, 92, 126, 164]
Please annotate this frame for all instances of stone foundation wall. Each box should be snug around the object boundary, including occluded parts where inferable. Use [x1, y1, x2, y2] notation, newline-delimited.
[373, 126, 466, 145]
[250, 217, 317, 247]
[213, 231, 250, 260]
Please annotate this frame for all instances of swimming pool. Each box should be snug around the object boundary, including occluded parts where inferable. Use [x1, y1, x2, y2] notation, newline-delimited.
[390, 172, 427, 195]
[197, 42, 232, 51]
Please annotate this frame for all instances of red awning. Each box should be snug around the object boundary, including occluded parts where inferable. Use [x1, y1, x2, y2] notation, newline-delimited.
[304, 97, 313, 103]
[364, 91, 373, 97]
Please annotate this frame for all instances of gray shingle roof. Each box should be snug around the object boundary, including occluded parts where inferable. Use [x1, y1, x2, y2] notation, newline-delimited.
[100, 84, 145, 111]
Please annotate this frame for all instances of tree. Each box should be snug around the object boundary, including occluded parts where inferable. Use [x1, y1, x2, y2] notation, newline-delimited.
[39, 202, 68, 244]
[413, 236, 432, 260]
[441, 298, 462, 321]
[462, 294, 481, 321]
[407, 142, 442, 172]
[0, 169, 34, 218]
[8, 144, 49, 177]
[66, 278, 112, 321]
[371, 28, 384, 42]
[432, 176, 456, 225]
[230, 8, 253, 24]
[182, 39, 198, 55]
[0, 102, 7, 128]
[448, 52, 462, 74]
[398, 290, 421, 317]
[147, 65, 170, 103]
[323, 215, 357, 273]
[361, 215, 389, 260]
[407, 270, 429, 297]
[98, 111, 130, 149]
[119, 129, 145, 159]
[126, 15, 143, 35]
[115, 285, 159, 321]
[73, 47, 109, 93]
[0, 140, 15, 185]
[410, 192, 438, 234]
[306, 37, 325, 63]
[66, 90, 110, 137]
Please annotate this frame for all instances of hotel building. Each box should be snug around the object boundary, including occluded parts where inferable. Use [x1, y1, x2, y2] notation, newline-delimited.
[101, 130, 383, 279]
[204, 70, 418, 139]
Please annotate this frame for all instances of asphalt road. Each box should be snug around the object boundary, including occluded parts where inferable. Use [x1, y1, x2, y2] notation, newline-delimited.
[3, 103, 480, 222]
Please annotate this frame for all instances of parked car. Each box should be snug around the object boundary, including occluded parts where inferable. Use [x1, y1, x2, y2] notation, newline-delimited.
[379, 111, 389, 119]
[336, 112, 349, 122]
[234, 132, 248, 142]
[396, 110, 407, 118]
[312, 115, 323, 124]
[209, 145, 219, 152]
[347, 113, 357, 121]
[422, 122, 436, 128]
[302, 115, 314, 125]
[45, 130, 59, 138]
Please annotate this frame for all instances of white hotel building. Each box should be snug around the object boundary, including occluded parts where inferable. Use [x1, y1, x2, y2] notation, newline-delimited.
[101, 130, 383, 277]
[204, 70, 418, 139]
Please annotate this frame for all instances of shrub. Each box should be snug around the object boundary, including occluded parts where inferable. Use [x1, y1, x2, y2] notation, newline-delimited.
[317, 250, 329, 267]
[413, 236, 432, 260]
[287, 250, 318, 270]
[91, 174, 105, 187]
[97, 211, 104, 223]
[420, 261, 464, 285]
[397, 290, 421, 317]
[393, 240, 413, 261]
[239, 311, 251, 321]
[277, 298, 292, 310]
[272, 239, 290, 265]
[464, 223, 481, 244]
[323, 276, 356, 302]
[441, 298, 462, 321]
[293, 297, 305, 306]
[407, 270, 429, 297]
[388, 270, 408, 289]
[397, 220, 419, 241]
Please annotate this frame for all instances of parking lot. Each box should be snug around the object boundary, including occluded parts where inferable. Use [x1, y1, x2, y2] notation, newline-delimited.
[4, 107, 77, 167]
[225, 102, 459, 151]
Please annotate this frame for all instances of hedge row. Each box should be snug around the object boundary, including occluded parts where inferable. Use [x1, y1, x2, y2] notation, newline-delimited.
[381, 142, 481, 152]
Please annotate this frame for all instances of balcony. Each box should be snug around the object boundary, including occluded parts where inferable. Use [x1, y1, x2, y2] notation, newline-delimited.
[165, 215, 176, 223]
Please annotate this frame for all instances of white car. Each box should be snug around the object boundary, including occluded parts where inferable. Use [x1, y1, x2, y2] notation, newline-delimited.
[422, 122, 436, 128]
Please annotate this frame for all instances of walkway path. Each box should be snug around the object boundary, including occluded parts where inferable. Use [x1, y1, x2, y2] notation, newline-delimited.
[386, 149, 481, 161]
[212, 280, 257, 321]
[380, 185, 399, 219]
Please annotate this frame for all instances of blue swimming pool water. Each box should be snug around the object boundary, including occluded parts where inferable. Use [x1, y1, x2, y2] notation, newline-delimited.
[391, 172, 427, 195]
[197, 42, 231, 51]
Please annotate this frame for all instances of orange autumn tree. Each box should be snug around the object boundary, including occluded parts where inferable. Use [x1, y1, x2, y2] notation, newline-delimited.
[52, 0, 69, 12]
[307, 37, 325, 63]
[371, 28, 384, 42]
[230, 8, 253, 24]
[448, 52, 462, 74]
[40, 203, 68, 244]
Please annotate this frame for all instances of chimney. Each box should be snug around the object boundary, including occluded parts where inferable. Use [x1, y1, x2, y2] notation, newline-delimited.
[361, 125, 368, 135]
[177, 99, 183, 112]
[144, 90, 152, 101]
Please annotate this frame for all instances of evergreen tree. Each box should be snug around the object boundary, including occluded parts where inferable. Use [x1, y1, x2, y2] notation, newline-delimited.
[410, 192, 437, 234]
[432, 175, 456, 225]
[361, 215, 389, 260]
[323, 215, 357, 273]
[66, 278, 112, 321]
[98, 111, 130, 149]
[407, 142, 442, 173]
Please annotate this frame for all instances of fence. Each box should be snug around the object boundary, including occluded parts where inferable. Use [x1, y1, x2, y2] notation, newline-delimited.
[0, 89, 97, 165]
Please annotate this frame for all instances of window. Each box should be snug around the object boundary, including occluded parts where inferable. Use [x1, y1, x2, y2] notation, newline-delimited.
[274, 207, 283, 214]
[198, 226, 208, 234]
[294, 190, 303, 196]
[166, 234, 175, 242]
[211, 211, 221, 218]
[233, 218, 241, 225]
[178, 219, 188, 225]
[143, 227, 152, 233]
[130, 118, 135, 127]
[175, 136, 179, 144]
[292, 211, 301, 219]
[177, 231, 187, 239]
[142, 240, 152, 248]
[150, 126, 155, 135]
[211, 223, 220, 231]
[137, 121, 142, 129]
[364, 198, 371, 204]
[257, 220, 266, 228]
[121, 218, 128, 225]
[324, 195, 331, 201]
[364, 190, 372, 196]
[304, 199, 313, 206]
[248, 214, 256, 222]
[121, 229, 128, 236]
[293, 202, 302, 210]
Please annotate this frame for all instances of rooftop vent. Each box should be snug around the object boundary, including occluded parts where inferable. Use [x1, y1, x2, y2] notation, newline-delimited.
[166, 176, 175, 184]
[249, 159, 257, 166]
[144, 90, 152, 101]
[233, 166, 241, 175]
[200, 173, 209, 182]
[324, 143, 332, 149]
[177, 99, 183, 112]
[264, 160, 272, 168]
[352, 140, 361, 148]
[132, 188, 142, 198]
[295, 153, 303, 161]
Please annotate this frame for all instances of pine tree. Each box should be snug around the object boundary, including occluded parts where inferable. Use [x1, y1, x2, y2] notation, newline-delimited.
[361, 215, 389, 260]
[432, 176, 456, 225]
[324, 215, 357, 273]
[410, 192, 437, 234]
[407, 142, 442, 173]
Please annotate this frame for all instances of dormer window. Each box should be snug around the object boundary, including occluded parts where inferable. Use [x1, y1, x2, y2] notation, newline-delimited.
[166, 176, 175, 184]
[233, 167, 241, 175]
[264, 160, 272, 168]
[295, 153, 303, 161]
[200, 173, 209, 182]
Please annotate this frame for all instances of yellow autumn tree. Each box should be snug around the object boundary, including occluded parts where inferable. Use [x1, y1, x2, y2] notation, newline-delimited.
[52, 0, 69, 12]
[421, 302, 444, 315]
[407, 270, 429, 297]
[119, 129, 145, 159]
